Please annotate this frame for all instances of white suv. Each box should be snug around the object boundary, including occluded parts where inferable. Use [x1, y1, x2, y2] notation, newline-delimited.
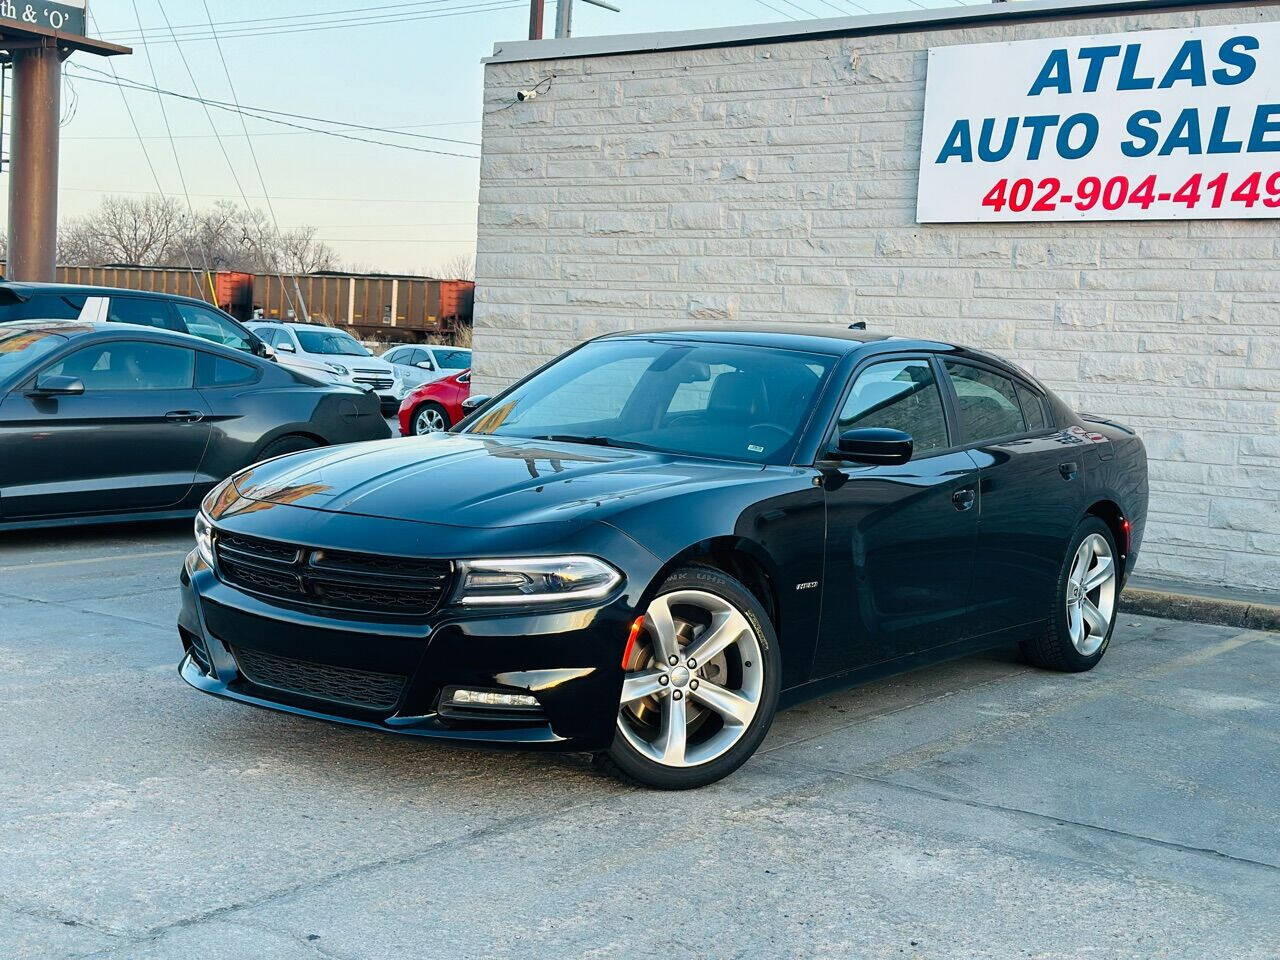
[250, 322, 404, 414]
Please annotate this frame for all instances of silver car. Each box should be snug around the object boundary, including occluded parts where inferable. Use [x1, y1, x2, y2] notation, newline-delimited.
[381, 344, 472, 390]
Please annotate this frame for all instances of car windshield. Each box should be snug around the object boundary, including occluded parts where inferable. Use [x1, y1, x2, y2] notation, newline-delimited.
[0, 327, 68, 382]
[464, 338, 837, 464]
[295, 329, 372, 356]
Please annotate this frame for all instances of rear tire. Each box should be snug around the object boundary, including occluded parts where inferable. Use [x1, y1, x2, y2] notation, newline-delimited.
[1020, 516, 1119, 672]
[257, 435, 321, 461]
[411, 402, 451, 435]
[596, 565, 780, 790]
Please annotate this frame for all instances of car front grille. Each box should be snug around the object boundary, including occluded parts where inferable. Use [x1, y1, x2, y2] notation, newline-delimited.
[231, 645, 406, 711]
[214, 530, 452, 617]
[353, 369, 395, 391]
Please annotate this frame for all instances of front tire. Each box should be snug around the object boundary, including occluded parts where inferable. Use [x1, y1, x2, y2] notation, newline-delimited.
[411, 402, 451, 435]
[1020, 516, 1119, 672]
[597, 565, 780, 790]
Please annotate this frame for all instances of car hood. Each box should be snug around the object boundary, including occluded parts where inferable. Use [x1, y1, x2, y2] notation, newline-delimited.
[229, 433, 776, 529]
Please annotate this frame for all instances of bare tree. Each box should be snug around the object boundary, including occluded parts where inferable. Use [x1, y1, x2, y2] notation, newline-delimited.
[277, 225, 339, 274]
[54, 195, 339, 275]
[0, 230, 7, 263]
[432, 253, 475, 280]
[59, 195, 186, 266]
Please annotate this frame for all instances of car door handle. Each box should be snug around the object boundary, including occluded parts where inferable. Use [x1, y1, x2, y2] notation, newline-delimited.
[1059, 461, 1079, 481]
[952, 488, 976, 511]
[165, 410, 204, 424]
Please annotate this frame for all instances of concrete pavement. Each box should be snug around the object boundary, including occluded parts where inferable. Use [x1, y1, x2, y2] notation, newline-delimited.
[1, 521, 1276, 959]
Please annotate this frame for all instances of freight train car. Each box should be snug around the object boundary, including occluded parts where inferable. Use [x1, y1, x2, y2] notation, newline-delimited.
[0, 265, 473, 342]
[252, 272, 473, 342]
[0, 263, 254, 317]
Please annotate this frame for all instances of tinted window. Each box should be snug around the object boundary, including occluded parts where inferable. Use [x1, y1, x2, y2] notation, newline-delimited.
[408, 349, 430, 367]
[173, 302, 252, 352]
[0, 328, 68, 380]
[1015, 382, 1048, 431]
[838, 359, 949, 456]
[0, 291, 86, 320]
[107, 297, 182, 332]
[197, 352, 260, 388]
[383, 348, 407, 364]
[435, 349, 471, 368]
[43, 341, 194, 391]
[466, 339, 835, 465]
[944, 361, 1026, 442]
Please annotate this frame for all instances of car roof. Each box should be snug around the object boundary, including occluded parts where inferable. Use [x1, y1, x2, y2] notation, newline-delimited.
[0, 318, 264, 360]
[0, 280, 226, 312]
[598, 324, 934, 354]
[594, 324, 1040, 384]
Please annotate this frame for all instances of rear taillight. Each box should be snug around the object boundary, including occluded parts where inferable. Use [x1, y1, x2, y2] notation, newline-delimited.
[1120, 517, 1132, 556]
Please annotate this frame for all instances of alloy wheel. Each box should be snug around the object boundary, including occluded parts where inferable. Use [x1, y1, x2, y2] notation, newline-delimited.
[415, 406, 447, 434]
[617, 589, 764, 768]
[1065, 533, 1116, 656]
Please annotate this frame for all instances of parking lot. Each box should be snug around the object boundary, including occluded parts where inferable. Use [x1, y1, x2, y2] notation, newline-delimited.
[1, 522, 1277, 960]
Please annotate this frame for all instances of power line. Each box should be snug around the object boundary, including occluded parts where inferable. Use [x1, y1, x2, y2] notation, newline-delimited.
[100, 0, 483, 39]
[64, 68, 480, 159]
[66, 64, 480, 149]
[97, 0, 526, 45]
[128, 0, 214, 285]
[60, 185, 478, 204]
[195, 0, 302, 319]
[64, 119, 480, 141]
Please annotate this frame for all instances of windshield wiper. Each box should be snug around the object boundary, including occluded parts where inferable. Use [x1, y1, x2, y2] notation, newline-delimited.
[529, 434, 618, 447]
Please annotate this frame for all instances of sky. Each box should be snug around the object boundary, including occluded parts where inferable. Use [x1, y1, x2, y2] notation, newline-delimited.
[2, 0, 981, 275]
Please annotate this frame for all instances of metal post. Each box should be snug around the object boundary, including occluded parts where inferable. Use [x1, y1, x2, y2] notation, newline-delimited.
[555, 0, 572, 39]
[6, 41, 60, 282]
[528, 0, 545, 40]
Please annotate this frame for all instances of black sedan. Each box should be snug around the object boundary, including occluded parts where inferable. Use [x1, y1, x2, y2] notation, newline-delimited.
[180, 326, 1148, 789]
[0, 320, 390, 530]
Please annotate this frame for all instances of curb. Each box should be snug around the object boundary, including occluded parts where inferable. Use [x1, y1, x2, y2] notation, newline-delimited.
[1121, 587, 1280, 632]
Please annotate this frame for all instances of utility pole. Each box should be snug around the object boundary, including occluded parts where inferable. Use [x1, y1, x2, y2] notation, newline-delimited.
[6, 42, 61, 281]
[528, 0, 544, 40]
[552, 0, 620, 40]
[1, 13, 129, 281]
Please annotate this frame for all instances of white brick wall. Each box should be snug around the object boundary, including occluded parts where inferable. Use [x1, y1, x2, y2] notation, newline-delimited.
[476, 4, 1280, 592]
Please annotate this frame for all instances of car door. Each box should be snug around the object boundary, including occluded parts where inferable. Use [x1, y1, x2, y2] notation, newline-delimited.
[939, 359, 1083, 637]
[0, 338, 211, 519]
[385, 347, 424, 388]
[103, 295, 187, 333]
[811, 355, 981, 679]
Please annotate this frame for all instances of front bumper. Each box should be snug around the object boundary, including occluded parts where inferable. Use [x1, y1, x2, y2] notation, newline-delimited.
[178, 551, 641, 751]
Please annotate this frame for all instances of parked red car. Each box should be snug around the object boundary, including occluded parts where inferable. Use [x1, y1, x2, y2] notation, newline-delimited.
[397, 370, 470, 436]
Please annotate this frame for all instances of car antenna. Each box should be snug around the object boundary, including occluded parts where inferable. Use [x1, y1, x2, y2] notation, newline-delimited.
[848, 321, 866, 330]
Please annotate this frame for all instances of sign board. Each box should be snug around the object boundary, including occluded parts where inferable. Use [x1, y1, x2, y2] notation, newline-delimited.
[0, 1, 87, 36]
[917, 22, 1280, 222]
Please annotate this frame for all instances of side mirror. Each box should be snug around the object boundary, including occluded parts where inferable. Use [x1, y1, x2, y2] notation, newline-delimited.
[417, 361, 435, 371]
[835, 427, 913, 466]
[276, 341, 295, 353]
[30, 374, 86, 397]
[259, 342, 277, 360]
[460, 395, 490, 413]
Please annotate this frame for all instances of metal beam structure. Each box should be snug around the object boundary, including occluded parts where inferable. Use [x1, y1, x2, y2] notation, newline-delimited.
[0, 18, 129, 281]
[5, 41, 61, 281]
[553, 0, 620, 40]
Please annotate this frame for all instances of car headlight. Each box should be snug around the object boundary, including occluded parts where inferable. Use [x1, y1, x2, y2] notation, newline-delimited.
[325, 362, 349, 376]
[194, 511, 215, 567]
[453, 556, 622, 606]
